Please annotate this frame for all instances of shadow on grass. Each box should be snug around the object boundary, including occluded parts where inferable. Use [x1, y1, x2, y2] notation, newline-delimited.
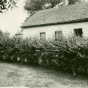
[1, 60, 88, 82]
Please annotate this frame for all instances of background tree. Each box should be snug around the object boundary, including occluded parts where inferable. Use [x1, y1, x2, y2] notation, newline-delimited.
[44, 0, 62, 8]
[24, 0, 62, 14]
[24, 0, 80, 13]
[0, 30, 3, 36]
[0, 0, 18, 13]
[24, 0, 44, 14]
[69, 0, 81, 4]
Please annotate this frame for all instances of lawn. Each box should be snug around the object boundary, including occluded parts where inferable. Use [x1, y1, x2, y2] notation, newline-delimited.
[0, 62, 88, 88]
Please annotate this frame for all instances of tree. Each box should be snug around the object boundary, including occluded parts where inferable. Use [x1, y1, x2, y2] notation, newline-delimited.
[69, 0, 81, 4]
[24, 0, 44, 14]
[45, 0, 62, 8]
[0, 0, 18, 13]
[24, 0, 80, 13]
[24, 0, 62, 13]
[0, 30, 3, 36]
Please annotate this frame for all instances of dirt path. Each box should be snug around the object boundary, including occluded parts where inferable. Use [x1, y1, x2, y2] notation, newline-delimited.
[0, 62, 88, 88]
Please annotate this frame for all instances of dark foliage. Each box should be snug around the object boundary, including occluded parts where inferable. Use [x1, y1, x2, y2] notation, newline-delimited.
[24, 0, 80, 13]
[0, 0, 17, 13]
[0, 33, 88, 76]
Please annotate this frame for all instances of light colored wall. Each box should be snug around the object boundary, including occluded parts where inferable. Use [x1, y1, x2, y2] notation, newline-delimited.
[22, 22, 88, 39]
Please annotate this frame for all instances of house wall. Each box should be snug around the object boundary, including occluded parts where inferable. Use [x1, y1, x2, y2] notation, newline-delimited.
[22, 22, 88, 40]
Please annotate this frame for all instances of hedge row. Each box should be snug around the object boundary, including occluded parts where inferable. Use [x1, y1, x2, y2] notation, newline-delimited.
[0, 35, 88, 76]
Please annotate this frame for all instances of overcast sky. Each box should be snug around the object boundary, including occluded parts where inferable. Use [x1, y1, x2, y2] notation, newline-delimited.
[0, 0, 28, 35]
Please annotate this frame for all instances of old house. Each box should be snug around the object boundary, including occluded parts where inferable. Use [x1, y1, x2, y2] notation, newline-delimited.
[21, 0, 88, 40]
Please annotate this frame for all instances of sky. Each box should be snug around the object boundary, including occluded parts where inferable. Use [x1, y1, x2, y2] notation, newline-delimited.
[0, 0, 28, 35]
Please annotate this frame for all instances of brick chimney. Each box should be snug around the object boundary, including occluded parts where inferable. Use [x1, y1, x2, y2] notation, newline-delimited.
[63, 0, 69, 6]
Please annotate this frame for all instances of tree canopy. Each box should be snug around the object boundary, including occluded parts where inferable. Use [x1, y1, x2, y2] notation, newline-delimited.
[24, 0, 80, 13]
[24, 0, 62, 13]
[0, 0, 18, 13]
[69, 0, 81, 4]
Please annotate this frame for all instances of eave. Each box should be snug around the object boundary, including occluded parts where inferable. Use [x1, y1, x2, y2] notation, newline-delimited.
[21, 18, 88, 28]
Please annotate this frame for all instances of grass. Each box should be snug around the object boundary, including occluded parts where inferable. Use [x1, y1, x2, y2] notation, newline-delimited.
[0, 62, 88, 88]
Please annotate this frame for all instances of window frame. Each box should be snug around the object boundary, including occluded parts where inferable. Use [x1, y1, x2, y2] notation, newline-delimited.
[74, 28, 83, 37]
[40, 32, 46, 41]
[55, 31, 62, 41]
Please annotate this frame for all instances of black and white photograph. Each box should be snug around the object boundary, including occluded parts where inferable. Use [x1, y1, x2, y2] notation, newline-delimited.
[0, 0, 88, 87]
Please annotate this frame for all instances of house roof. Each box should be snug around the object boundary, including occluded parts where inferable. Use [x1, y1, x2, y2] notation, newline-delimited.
[21, 3, 88, 28]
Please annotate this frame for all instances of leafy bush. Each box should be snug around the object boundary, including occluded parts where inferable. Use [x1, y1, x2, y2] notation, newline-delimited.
[0, 32, 88, 76]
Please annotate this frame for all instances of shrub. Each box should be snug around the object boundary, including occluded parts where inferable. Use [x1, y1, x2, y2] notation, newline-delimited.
[0, 33, 88, 76]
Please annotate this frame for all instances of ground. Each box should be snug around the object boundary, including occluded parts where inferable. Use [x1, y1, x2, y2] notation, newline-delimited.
[0, 62, 88, 88]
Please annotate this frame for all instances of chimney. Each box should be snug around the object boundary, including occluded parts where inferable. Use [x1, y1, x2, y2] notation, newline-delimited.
[63, 0, 69, 6]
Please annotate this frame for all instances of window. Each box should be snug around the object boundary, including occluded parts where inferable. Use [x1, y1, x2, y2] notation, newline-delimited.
[40, 32, 46, 41]
[55, 31, 62, 41]
[74, 28, 83, 37]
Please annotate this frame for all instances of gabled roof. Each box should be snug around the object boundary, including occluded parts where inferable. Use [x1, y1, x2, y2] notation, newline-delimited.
[21, 3, 88, 28]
